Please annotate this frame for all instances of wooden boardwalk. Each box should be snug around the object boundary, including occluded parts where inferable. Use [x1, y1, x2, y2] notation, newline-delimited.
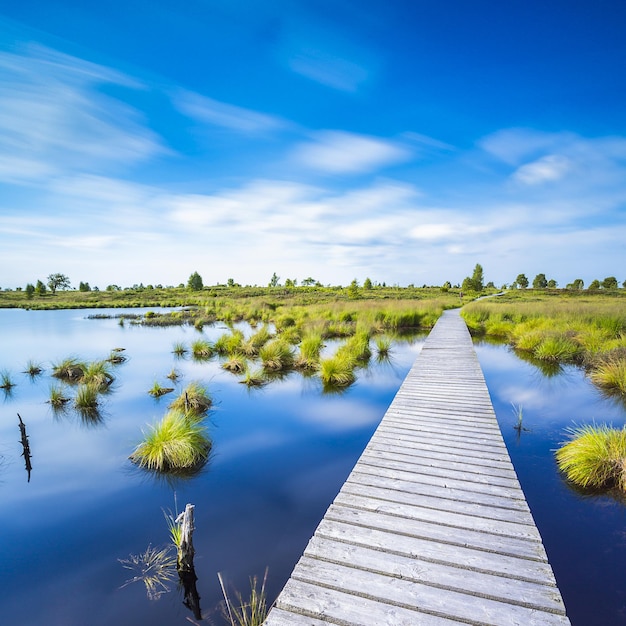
[264, 309, 570, 626]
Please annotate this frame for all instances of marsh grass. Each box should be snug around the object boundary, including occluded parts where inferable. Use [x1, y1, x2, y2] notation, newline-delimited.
[222, 355, 247, 373]
[191, 339, 214, 360]
[130, 409, 211, 472]
[214, 330, 245, 356]
[589, 357, 626, 396]
[533, 334, 580, 362]
[47, 384, 71, 408]
[319, 354, 356, 388]
[74, 383, 100, 410]
[23, 360, 43, 378]
[81, 360, 115, 391]
[218, 568, 268, 626]
[556, 424, 626, 491]
[166, 368, 181, 382]
[148, 382, 175, 397]
[52, 357, 86, 382]
[172, 342, 188, 357]
[294, 334, 324, 370]
[375, 336, 392, 358]
[0, 369, 15, 389]
[169, 382, 212, 418]
[259, 340, 294, 371]
[239, 367, 267, 387]
[163, 509, 183, 549]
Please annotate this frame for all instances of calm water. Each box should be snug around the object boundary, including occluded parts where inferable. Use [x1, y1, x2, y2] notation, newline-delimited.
[1, 310, 625, 625]
[475, 340, 626, 626]
[0, 308, 423, 625]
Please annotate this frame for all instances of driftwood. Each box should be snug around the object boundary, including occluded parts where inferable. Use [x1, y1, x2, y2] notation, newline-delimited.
[176, 503, 201, 619]
[17, 413, 32, 482]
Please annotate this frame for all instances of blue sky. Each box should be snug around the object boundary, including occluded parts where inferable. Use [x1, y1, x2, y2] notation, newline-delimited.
[1, 0, 625, 289]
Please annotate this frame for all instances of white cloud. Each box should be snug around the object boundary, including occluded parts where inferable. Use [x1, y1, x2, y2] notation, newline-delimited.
[293, 131, 411, 174]
[513, 155, 571, 185]
[173, 89, 286, 134]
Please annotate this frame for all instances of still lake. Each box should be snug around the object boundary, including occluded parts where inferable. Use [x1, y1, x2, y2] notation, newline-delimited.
[0, 308, 625, 625]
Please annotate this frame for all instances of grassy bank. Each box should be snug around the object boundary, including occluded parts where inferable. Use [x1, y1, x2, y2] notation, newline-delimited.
[462, 290, 626, 396]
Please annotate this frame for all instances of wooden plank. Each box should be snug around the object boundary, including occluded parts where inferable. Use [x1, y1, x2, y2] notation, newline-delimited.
[265, 309, 570, 625]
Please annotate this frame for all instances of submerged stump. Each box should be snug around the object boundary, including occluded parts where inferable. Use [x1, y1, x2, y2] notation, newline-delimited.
[176, 503, 201, 620]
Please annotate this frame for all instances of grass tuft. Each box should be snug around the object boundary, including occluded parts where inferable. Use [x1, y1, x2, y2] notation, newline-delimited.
[169, 382, 212, 418]
[23, 360, 44, 377]
[130, 409, 211, 472]
[556, 424, 626, 491]
[589, 357, 626, 396]
[0, 369, 15, 389]
[148, 381, 175, 397]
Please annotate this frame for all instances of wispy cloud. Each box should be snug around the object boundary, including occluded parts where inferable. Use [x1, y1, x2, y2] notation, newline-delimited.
[513, 154, 571, 185]
[293, 130, 411, 174]
[0, 43, 164, 183]
[172, 89, 287, 134]
[288, 48, 369, 92]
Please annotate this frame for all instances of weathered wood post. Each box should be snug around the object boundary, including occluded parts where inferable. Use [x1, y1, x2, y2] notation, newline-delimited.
[176, 503, 201, 619]
[17, 413, 32, 482]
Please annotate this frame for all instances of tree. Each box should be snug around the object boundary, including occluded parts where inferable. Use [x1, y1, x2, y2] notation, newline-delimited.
[106, 284, 121, 291]
[547, 279, 558, 288]
[566, 278, 584, 290]
[226, 278, 236, 288]
[284, 278, 296, 288]
[269, 272, 280, 288]
[348, 278, 359, 298]
[602, 276, 618, 289]
[78, 281, 91, 292]
[532, 273, 548, 289]
[515, 274, 529, 289]
[440, 281, 451, 292]
[35, 279, 46, 295]
[47, 273, 70, 294]
[187, 271, 203, 291]
[301, 277, 316, 287]
[588, 279, 601, 290]
[363, 277, 373, 290]
[25, 283, 35, 299]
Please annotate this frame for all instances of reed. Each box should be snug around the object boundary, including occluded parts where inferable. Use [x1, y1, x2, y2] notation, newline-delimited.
[129, 409, 211, 472]
[218, 568, 269, 626]
[556, 424, 626, 491]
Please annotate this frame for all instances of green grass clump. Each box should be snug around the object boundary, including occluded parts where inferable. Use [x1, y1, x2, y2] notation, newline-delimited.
[0, 369, 15, 389]
[589, 357, 626, 396]
[148, 381, 175, 397]
[74, 383, 100, 410]
[191, 339, 214, 360]
[375, 336, 392, 358]
[259, 340, 294, 371]
[338, 331, 372, 363]
[130, 410, 211, 472]
[47, 384, 71, 408]
[214, 330, 245, 356]
[52, 357, 85, 381]
[222, 355, 247, 373]
[172, 342, 187, 357]
[319, 355, 356, 388]
[239, 367, 267, 387]
[533, 334, 580, 362]
[556, 424, 626, 491]
[294, 334, 324, 370]
[81, 360, 115, 390]
[169, 382, 212, 418]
